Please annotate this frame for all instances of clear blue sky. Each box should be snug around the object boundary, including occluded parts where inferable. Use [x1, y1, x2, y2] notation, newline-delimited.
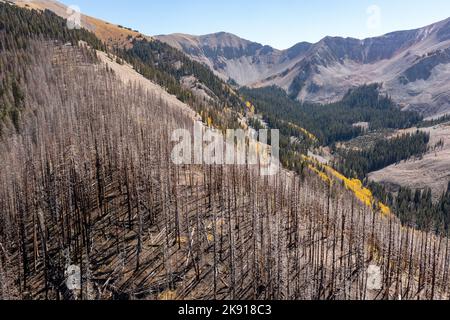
[60, 0, 450, 49]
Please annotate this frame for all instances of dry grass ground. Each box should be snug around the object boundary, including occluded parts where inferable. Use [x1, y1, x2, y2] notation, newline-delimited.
[369, 123, 450, 200]
[96, 50, 200, 122]
[11, 0, 145, 48]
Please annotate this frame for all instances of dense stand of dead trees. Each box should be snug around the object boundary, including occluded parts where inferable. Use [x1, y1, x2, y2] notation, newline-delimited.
[1, 40, 450, 300]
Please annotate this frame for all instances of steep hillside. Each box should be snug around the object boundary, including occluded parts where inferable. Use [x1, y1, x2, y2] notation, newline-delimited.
[261, 20, 450, 118]
[20, 0, 450, 117]
[2, 36, 450, 300]
[10, 0, 145, 48]
[12, 1, 251, 127]
[3, 1, 450, 301]
[155, 32, 312, 86]
[159, 19, 450, 117]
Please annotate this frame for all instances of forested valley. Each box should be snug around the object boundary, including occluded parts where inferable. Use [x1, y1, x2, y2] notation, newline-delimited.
[336, 132, 431, 181]
[241, 84, 450, 236]
[240, 85, 423, 146]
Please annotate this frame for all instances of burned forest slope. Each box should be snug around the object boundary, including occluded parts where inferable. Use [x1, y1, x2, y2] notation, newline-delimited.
[1, 2, 450, 301]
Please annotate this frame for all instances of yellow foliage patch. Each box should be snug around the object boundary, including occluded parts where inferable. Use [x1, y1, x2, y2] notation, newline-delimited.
[288, 123, 318, 142]
[303, 156, 390, 216]
[177, 236, 188, 245]
[158, 290, 177, 300]
[245, 101, 255, 114]
[308, 164, 331, 185]
[378, 202, 391, 217]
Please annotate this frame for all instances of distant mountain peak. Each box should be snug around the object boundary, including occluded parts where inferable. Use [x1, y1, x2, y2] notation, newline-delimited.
[156, 17, 450, 117]
[12, 0, 450, 118]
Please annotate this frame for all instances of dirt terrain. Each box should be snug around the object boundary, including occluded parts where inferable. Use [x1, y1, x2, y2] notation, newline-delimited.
[369, 123, 450, 200]
[11, 0, 144, 48]
[96, 50, 200, 122]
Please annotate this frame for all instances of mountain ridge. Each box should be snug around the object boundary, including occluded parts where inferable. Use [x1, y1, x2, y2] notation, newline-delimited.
[8, 0, 148, 47]
[155, 32, 313, 86]
[9, 0, 450, 117]
[157, 18, 450, 117]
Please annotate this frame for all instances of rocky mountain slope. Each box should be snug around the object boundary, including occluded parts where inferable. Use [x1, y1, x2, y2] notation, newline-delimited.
[158, 19, 450, 118]
[14, 0, 450, 118]
[155, 32, 312, 86]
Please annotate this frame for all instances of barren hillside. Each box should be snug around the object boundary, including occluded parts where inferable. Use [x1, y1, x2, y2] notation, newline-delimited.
[155, 33, 311, 85]
[369, 123, 450, 200]
[159, 19, 450, 118]
[2, 0, 450, 301]
[0, 33, 448, 301]
[11, 0, 145, 48]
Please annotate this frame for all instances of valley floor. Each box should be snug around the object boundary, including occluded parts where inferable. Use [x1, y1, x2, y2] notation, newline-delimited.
[369, 123, 450, 200]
